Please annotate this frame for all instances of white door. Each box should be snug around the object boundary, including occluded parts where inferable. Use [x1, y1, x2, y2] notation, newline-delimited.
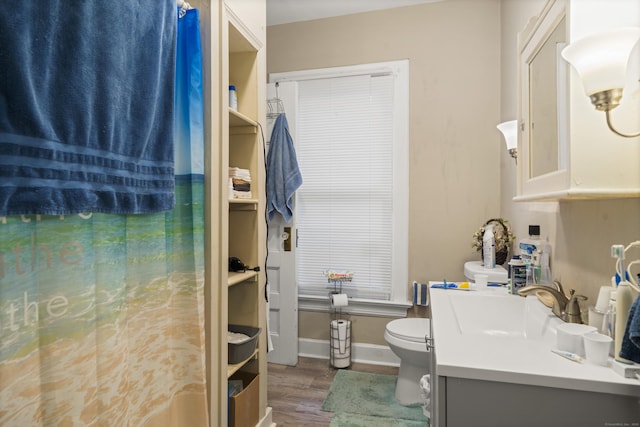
[266, 81, 299, 366]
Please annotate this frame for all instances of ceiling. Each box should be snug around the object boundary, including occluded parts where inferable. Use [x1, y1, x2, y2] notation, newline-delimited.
[266, 0, 447, 26]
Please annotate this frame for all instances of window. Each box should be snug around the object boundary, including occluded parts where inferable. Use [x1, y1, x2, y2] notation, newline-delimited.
[271, 61, 409, 308]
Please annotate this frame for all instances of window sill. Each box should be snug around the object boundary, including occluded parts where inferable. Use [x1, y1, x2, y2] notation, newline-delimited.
[298, 294, 412, 318]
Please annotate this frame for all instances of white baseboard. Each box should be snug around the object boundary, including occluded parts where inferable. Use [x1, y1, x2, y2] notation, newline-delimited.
[298, 338, 400, 367]
[257, 406, 273, 427]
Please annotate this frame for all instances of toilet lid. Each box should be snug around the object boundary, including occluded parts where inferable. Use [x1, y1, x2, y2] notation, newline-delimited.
[386, 318, 430, 343]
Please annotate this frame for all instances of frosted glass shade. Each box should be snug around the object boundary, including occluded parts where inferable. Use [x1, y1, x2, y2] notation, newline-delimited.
[561, 27, 640, 96]
[497, 120, 518, 150]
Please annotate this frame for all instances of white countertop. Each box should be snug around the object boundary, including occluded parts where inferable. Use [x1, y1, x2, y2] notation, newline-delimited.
[429, 283, 640, 397]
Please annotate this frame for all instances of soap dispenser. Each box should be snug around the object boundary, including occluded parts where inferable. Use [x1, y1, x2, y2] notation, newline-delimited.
[483, 224, 496, 269]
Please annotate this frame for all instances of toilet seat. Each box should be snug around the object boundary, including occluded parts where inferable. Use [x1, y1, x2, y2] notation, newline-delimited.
[385, 318, 430, 343]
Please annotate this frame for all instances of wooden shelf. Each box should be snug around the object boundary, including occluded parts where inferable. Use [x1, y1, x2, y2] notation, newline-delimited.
[229, 198, 258, 210]
[228, 270, 258, 287]
[229, 108, 257, 128]
[227, 349, 258, 378]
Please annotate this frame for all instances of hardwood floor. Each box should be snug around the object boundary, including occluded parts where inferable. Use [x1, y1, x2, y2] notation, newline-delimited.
[267, 357, 399, 427]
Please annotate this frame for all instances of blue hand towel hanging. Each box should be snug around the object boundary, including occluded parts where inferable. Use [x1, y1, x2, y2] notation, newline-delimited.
[620, 294, 640, 363]
[0, 0, 177, 215]
[266, 114, 302, 222]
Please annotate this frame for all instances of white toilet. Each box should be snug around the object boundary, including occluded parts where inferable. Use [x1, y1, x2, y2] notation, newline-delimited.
[384, 317, 431, 405]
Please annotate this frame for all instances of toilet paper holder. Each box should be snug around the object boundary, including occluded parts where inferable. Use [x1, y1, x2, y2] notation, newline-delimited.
[330, 318, 351, 368]
[327, 272, 353, 368]
[330, 292, 349, 308]
[326, 271, 352, 318]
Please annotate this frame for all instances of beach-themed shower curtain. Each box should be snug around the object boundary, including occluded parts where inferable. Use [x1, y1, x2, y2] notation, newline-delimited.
[0, 8, 208, 426]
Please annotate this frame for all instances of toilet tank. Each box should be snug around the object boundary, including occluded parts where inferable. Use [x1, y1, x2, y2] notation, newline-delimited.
[464, 261, 507, 283]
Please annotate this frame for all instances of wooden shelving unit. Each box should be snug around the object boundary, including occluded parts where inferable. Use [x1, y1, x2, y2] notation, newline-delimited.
[192, 0, 267, 424]
[221, 6, 268, 427]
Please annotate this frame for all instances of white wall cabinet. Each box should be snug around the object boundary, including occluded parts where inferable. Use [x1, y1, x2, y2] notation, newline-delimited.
[516, 0, 640, 201]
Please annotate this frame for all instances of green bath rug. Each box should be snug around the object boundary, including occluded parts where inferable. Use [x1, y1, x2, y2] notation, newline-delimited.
[330, 412, 428, 427]
[322, 370, 428, 423]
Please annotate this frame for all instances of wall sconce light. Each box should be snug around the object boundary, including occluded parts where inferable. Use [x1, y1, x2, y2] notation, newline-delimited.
[561, 27, 640, 138]
[497, 120, 518, 165]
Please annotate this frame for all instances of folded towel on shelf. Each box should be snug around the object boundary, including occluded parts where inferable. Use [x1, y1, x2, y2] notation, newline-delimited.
[0, 0, 177, 215]
[228, 167, 252, 199]
[229, 167, 252, 181]
[620, 293, 640, 363]
[232, 179, 251, 192]
[233, 190, 253, 199]
[233, 184, 251, 192]
[266, 114, 302, 222]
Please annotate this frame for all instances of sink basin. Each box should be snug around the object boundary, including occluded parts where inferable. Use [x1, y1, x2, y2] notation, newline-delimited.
[430, 284, 640, 427]
[446, 290, 563, 340]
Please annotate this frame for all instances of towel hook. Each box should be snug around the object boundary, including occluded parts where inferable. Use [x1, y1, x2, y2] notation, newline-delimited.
[267, 82, 285, 120]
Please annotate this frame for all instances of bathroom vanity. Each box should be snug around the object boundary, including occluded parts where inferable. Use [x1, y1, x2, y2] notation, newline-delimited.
[428, 285, 640, 427]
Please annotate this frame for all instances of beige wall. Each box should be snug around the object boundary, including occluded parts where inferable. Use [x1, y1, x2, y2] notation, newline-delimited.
[267, 0, 501, 345]
[500, 0, 640, 307]
[268, 0, 640, 347]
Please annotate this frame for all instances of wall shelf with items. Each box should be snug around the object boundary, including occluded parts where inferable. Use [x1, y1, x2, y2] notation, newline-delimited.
[516, 0, 640, 202]
[222, 5, 268, 426]
[193, 0, 267, 424]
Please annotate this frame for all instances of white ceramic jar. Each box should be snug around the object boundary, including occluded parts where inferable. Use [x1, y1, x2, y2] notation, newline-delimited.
[556, 323, 597, 357]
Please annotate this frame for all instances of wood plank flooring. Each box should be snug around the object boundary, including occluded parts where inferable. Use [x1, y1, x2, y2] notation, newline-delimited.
[267, 357, 399, 427]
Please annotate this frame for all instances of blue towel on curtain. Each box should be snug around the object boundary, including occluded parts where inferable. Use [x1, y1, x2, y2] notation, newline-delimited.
[620, 293, 640, 363]
[0, 0, 177, 215]
[267, 114, 302, 222]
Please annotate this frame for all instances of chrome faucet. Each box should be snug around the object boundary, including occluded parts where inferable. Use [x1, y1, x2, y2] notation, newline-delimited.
[518, 281, 586, 324]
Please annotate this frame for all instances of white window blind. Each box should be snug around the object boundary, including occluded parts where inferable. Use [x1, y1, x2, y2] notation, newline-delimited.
[295, 72, 398, 300]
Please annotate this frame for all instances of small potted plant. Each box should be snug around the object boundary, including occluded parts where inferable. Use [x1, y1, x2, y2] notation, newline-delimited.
[471, 218, 515, 266]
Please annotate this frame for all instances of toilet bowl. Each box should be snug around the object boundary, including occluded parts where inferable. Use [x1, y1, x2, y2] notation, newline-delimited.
[384, 318, 431, 405]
